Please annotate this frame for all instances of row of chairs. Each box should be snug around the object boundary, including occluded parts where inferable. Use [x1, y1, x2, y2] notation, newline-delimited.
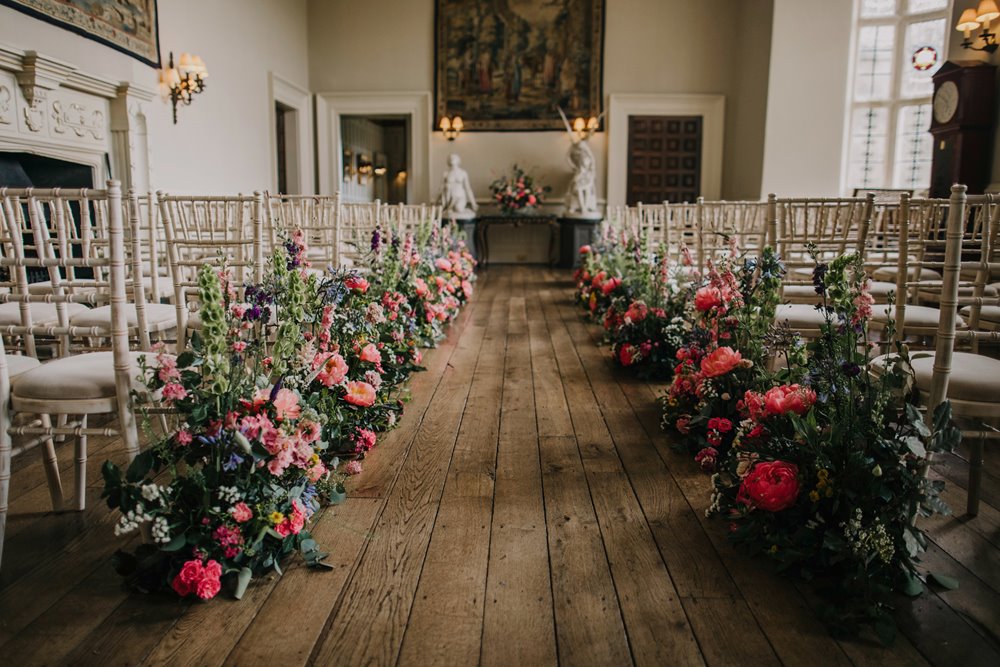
[0, 184, 439, 568]
[605, 188, 1000, 514]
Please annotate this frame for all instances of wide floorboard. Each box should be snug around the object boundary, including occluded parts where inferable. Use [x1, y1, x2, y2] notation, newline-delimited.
[1, 265, 998, 666]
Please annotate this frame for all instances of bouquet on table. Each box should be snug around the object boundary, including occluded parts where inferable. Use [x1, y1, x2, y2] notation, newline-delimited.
[488, 164, 550, 215]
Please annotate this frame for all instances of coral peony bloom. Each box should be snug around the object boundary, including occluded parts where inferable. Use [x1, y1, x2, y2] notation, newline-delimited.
[360, 343, 381, 364]
[461, 280, 474, 298]
[694, 286, 722, 312]
[272, 388, 301, 421]
[435, 258, 453, 272]
[762, 384, 817, 417]
[343, 381, 376, 407]
[345, 275, 369, 293]
[579, 245, 592, 255]
[171, 559, 203, 597]
[231, 502, 253, 523]
[737, 461, 800, 512]
[601, 277, 622, 295]
[700, 347, 742, 378]
[625, 301, 648, 324]
[196, 560, 222, 600]
[317, 352, 348, 387]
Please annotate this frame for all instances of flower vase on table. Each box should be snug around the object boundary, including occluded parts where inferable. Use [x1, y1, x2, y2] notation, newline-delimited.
[489, 164, 551, 216]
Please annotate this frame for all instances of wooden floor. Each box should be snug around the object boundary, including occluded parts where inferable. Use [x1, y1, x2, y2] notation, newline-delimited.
[2, 265, 999, 666]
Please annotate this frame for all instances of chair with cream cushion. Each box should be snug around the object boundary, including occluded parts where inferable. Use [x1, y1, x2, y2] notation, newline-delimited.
[265, 194, 338, 272]
[0, 181, 146, 569]
[873, 186, 1000, 516]
[159, 192, 264, 349]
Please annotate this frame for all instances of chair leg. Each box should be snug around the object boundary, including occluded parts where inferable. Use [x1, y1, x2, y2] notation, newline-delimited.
[74, 415, 88, 511]
[967, 433, 984, 517]
[39, 414, 63, 511]
[0, 425, 10, 571]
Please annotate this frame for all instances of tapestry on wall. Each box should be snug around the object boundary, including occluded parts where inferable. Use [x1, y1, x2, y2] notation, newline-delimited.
[435, 0, 604, 131]
[0, 0, 160, 67]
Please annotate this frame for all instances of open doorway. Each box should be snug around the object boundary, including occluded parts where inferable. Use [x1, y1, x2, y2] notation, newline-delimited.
[339, 115, 409, 204]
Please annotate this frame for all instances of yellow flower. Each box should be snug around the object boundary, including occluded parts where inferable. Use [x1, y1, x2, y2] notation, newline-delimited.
[768, 544, 778, 554]
[825, 487, 834, 498]
[817, 469, 829, 480]
[809, 490, 820, 502]
[816, 479, 827, 490]
[269, 511, 285, 524]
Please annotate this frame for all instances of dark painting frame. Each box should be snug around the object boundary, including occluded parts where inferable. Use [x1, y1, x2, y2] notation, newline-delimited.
[0, 0, 160, 67]
[434, 0, 604, 131]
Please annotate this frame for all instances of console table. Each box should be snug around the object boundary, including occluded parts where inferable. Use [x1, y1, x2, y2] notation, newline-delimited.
[474, 213, 559, 267]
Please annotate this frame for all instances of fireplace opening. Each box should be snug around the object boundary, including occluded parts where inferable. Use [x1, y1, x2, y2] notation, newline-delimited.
[0, 152, 95, 188]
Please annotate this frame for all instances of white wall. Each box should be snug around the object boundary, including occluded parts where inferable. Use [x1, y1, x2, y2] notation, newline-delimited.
[308, 0, 773, 207]
[760, 0, 855, 197]
[0, 0, 310, 194]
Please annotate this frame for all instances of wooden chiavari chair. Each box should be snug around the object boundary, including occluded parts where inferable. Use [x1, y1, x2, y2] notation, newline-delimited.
[0, 181, 149, 568]
[694, 199, 768, 271]
[158, 192, 264, 349]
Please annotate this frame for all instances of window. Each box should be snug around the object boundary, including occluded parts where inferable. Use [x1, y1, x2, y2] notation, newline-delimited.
[845, 0, 950, 193]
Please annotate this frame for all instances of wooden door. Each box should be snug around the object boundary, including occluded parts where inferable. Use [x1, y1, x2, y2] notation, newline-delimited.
[626, 115, 702, 205]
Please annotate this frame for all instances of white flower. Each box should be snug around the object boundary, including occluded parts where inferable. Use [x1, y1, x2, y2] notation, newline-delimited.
[140, 483, 162, 502]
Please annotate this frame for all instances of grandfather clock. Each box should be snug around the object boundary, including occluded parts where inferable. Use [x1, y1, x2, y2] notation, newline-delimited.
[929, 60, 996, 197]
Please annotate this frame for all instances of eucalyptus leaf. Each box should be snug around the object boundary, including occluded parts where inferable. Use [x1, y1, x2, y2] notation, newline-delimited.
[928, 572, 960, 590]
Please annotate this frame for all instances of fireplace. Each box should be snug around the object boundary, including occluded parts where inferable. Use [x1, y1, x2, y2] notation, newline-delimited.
[0, 152, 95, 188]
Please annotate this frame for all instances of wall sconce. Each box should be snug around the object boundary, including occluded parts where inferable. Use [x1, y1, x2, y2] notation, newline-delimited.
[572, 116, 600, 141]
[158, 51, 208, 124]
[439, 115, 463, 141]
[956, 0, 999, 53]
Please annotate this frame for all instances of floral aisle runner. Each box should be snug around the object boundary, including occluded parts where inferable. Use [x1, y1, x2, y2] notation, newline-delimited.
[574, 230, 961, 643]
[103, 223, 476, 601]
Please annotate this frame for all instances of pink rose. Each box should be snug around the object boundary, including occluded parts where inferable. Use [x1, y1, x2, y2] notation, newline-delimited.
[700, 347, 742, 378]
[737, 461, 800, 512]
[694, 446, 719, 472]
[762, 384, 816, 417]
[195, 560, 222, 600]
[171, 559, 203, 597]
[345, 275, 369, 293]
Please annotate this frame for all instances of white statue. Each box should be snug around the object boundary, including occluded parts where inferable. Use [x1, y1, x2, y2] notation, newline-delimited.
[557, 107, 602, 219]
[439, 153, 478, 220]
[565, 141, 598, 218]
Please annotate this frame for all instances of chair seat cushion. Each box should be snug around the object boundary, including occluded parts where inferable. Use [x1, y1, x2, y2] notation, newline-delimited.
[775, 303, 827, 329]
[11, 351, 157, 401]
[960, 305, 1000, 325]
[69, 303, 177, 333]
[0, 302, 90, 326]
[4, 354, 41, 380]
[918, 281, 999, 300]
[872, 265, 940, 282]
[871, 304, 963, 330]
[780, 285, 822, 303]
[872, 352, 1000, 404]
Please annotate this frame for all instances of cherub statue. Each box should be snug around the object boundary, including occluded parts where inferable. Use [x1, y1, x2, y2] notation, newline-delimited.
[439, 153, 478, 220]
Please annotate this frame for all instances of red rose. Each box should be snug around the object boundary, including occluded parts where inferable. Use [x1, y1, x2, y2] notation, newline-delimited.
[171, 559, 203, 597]
[345, 276, 369, 293]
[579, 245, 592, 255]
[601, 277, 622, 295]
[737, 461, 800, 512]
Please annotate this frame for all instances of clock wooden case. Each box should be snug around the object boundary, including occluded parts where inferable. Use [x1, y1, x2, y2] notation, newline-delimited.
[929, 60, 996, 198]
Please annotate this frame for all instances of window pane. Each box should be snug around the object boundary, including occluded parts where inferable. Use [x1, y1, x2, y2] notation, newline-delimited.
[861, 0, 897, 17]
[892, 104, 933, 189]
[854, 25, 896, 102]
[900, 18, 946, 98]
[906, 0, 948, 13]
[848, 107, 890, 189]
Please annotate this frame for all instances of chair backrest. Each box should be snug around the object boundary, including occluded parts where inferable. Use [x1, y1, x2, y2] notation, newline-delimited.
[337, 198, 380, 268]
[158, 192, 263, 346]
[265, 194, 339, 270]
[0, 183, 131, 364]
[767, 194, 875, 298]
[695, 199, 768, 271]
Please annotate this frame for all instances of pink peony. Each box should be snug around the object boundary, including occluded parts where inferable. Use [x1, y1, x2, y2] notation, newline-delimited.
[737, 461, 800, 512]
[435, 258, 453, 272]
[272, 388, 301, 421]
[601, 277, 622, 295]
[353, 427, 377, 452]
[317, 352, 348, 387]
[700, 347, 742, 378]
[343, 381, 377, 407]
[625, 301, 648, 324]
[231, 502, 253, 523]
[762, 384, 817, 417]
[360, 343, 381, 364]
[461, 280, 474, 298]
[694, 286, 722, 312]
[345, 275, 369, 293]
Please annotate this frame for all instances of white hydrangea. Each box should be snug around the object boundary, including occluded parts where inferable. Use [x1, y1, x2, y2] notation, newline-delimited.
[114, 503, 152, 536]
[217, 485, 241, 505]
[150, 516, 171, 544]
[140, 483, 163, 502]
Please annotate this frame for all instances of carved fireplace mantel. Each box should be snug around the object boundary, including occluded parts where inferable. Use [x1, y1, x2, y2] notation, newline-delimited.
[0, 42, 155, 191]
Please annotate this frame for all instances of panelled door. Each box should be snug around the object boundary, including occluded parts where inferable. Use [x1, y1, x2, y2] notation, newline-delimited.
[626, 115, 702, 205]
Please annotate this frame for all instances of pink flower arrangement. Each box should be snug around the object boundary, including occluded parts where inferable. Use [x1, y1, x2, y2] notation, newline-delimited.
[171, 558, 223, 600]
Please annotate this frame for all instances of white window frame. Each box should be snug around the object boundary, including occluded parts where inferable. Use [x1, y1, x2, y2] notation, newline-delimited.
[844, 0, 952, 194]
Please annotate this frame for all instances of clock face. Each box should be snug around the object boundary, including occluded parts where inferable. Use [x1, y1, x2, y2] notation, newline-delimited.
[933, 80, 959, 124]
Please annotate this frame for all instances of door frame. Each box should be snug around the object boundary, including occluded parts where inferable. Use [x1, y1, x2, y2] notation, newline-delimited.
[267, 72, 314, 195]
[315, 91, 431, 203]
[607, 93, 725, 207]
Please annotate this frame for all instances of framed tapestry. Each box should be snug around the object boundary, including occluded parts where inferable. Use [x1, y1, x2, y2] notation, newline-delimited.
[434, 0, 604, 131]
[0, 0, 160, 67]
